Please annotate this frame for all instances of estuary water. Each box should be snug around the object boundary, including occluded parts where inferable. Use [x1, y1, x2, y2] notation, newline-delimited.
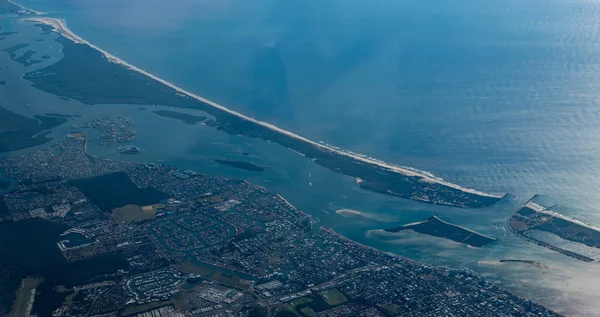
[3, 0, 600, 315]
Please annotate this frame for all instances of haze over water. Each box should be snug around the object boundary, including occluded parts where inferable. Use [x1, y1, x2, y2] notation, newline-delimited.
[17, 0, 600, 217]
[5, 0, 600, 315]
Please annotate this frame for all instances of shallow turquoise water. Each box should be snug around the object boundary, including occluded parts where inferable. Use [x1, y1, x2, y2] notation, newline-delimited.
[3, 1, 600, 314]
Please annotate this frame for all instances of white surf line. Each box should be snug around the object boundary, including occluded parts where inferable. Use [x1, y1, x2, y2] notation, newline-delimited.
[23, 16, 501, 199]
[525, 201, 600, 232]
[430, 216, 496, 241]
[6, 0, 44, 15]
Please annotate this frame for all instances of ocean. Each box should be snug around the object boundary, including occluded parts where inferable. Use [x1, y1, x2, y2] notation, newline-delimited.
[3, 0, 600, 315]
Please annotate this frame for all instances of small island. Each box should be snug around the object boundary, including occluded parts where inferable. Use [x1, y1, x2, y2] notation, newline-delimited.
[384, 216, 496, 248]
[0, 179, 11, 191]
[508, 199, 600, 262]
[215, 159, 265, 172]
[117, 145, 139, 155]
[153, 110, 207, 125]
[499, 259, 549, 269]
[2, 44, 42, 67]
[45, 112, 80, 118]
[72, 116, 135, 145]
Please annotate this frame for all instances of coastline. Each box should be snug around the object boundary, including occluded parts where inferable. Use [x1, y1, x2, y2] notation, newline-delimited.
[6, 0, 43, 15]
[428, 215, 497, 241]
[507, 204, 597, 263]
[20, 15, 502, 202]
[382, 216, 497, 248]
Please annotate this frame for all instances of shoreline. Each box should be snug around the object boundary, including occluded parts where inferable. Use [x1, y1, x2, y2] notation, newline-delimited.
[20, 15, 502, 201]
[507, 204, 596, 263]
[428, 215, 497, 241]
[524, 198, 600, 233]
[6, 0, 44, 15]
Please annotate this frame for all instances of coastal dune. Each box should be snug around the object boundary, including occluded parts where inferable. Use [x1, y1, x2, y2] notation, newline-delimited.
[22, 16, 501, 206]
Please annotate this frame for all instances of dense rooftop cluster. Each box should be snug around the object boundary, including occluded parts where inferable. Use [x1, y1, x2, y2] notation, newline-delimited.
[0, 134, 557, 317]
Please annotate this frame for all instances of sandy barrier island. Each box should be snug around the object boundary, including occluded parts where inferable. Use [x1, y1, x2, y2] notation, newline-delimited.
[22, 16, 502, 204]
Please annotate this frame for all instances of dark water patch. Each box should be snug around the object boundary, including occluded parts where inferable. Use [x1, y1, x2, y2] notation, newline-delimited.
[0, 80, 5, 85]
[34, 39, 43, 42]
[13, 50, 42, 67]
[44, 112, 80, 118]
[31, 252, 128, 316]
[0, 106, 67, 152]
[0, 175, 16, 194]
[0, 219, 67, 314]
[0, 218, 129, 315]
[2, 43, 28, 59]
[2, 44, 43, 67]
[0, 179, 9, 190]
[31, 282, 72, 317]
[59, 232, 94, 248]
[0, 32, 16, 36]
[41, 55, 50, 59]
[0, 197, 9, 218]
[153, 110, 206, 125]
[215, 159, 265, 172]
[71, 172, 168, 211]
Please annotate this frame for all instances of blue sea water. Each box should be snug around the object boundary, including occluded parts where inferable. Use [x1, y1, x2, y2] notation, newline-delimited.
[16, 0, 600, 218]
[4, 0, 600, 315]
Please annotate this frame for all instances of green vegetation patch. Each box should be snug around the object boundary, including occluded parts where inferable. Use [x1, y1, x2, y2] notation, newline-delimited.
[293, 294, 336, 316]
[175, 262, 249, 288]
[175, 262, 216, 277]
[0, 179, 10, 191]
[300, 307, 314, 316]
[211, 272, 248, 288]
[24, 37, 201, 107]
[0, 219, 128, 315]
[215, 160, 265, 172]
[274, 310, 298, 317]
[112, 204, 157, 223]
[7, 278, 41, 317]
[153, 110, 206, 125]
[71, 172, 168, 212]
[322, 289, 348, 306]
[385, 216, 496, 248]
[0, 106, 67, 152]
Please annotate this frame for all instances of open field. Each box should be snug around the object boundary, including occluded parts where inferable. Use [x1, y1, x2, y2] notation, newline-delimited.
[121, 301, 171, 316]
[322, 289, 348, 306]
[112, 204, 160, 223]
[175, 262, 249, 288]
[7, 277, 41, 317]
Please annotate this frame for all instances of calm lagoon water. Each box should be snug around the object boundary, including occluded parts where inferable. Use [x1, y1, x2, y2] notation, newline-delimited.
[3, 0, 600, 314]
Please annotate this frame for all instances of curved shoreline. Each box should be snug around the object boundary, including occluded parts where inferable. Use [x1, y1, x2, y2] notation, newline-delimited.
[20, 16, 502, 202]
[507, 202, 596, 263]
[6, 0, 44, 15]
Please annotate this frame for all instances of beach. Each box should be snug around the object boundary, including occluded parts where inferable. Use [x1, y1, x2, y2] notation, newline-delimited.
[22, 16, 501, 201]
[3, 2, 600, 314]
